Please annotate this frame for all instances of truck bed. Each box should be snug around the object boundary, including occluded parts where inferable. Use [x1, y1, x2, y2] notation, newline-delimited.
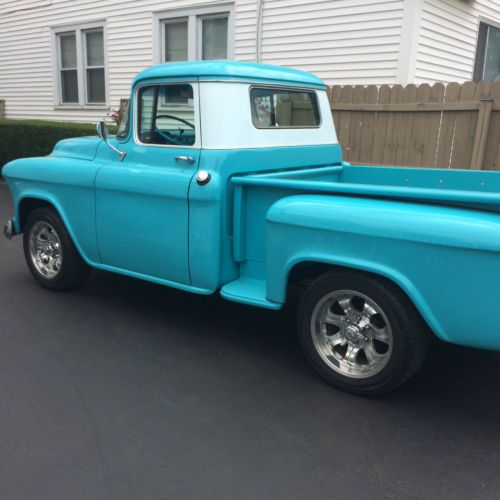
[231, 163, 500, 212]
[221, 163, 500, 311]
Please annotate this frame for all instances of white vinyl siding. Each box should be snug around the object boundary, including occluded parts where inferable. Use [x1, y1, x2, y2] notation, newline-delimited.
[415, 0, 500, 83]
[234, 0, 258, 61]
[259, 0, 405, 84]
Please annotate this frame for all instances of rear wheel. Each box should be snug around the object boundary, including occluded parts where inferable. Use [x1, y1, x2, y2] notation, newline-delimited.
[297, 269, 430, 396]
[23, 207, 91, 290]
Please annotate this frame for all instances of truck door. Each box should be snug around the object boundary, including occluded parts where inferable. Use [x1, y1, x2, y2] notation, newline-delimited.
[95, 82, 200, 285]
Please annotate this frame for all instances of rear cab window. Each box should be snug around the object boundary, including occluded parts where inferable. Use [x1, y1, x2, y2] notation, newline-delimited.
[250, 87, 321, 128]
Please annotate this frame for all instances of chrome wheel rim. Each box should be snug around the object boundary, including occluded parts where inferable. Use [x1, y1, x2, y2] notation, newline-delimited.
[29, 221, 62, 279]
[311, 290, 393, 379]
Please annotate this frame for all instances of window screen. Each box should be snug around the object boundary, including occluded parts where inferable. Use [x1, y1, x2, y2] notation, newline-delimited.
[164, 20, 188, 62]
[474, 22, 500, 82]
[85, 29, 105, 103]
[59, 33, 78, 103]
[250, 87, 320, 128]
[201, 16, 228, 59]
[484, 24, 500, 81]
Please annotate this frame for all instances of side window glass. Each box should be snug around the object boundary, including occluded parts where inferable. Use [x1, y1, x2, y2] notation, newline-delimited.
[116, 102, 129, 140]
[137, 84, 195, 146]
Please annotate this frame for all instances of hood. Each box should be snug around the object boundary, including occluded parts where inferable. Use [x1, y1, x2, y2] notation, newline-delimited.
[51, 135, 102, 161]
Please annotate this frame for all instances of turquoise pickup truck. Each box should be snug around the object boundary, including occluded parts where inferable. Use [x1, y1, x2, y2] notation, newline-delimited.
[3, 61, 500, 395]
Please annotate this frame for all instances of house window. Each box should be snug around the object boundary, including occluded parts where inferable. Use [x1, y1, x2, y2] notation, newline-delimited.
[53, 22, 107, 106]
[474, 21, 500, 82]
[155, 4, 234, 63]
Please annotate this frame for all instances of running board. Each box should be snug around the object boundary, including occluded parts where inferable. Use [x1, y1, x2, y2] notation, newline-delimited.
[220, 277, 282, 310]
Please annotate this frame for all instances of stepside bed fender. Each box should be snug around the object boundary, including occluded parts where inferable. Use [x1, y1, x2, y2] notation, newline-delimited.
[264, 194, 500, 349]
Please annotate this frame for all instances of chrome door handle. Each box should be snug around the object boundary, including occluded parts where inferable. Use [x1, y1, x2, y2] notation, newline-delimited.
[175, 155, 195, 163]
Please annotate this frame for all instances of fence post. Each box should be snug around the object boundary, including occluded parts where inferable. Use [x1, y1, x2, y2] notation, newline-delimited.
[0, 99, 4, 119]
[470, 96, 493, 170]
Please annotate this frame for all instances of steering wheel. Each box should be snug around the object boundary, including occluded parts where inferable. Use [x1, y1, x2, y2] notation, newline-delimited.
[154, 114, 195, 145]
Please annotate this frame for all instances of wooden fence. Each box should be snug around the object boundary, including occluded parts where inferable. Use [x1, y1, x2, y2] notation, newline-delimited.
[329, 81, 500, 170]
[0, 99, 4, 119]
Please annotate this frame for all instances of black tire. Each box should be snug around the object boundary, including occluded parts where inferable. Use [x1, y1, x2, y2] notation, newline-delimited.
[297, 269, 431, 396]
[23, 206, 91, 290]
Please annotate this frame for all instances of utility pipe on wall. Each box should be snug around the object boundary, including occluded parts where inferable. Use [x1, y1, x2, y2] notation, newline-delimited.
[256, 0, 265, 62]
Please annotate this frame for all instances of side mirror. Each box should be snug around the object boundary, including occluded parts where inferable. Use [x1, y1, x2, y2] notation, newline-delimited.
[96, 121, 110, 140]
[96, 120, 126, 160]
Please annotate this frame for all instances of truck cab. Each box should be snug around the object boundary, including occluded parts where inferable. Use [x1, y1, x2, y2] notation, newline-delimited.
[4, 61, 500, 395]
[93, 61, 338, 297]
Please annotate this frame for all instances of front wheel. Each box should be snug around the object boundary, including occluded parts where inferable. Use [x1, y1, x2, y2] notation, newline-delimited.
[297, 270, 430, 396]
[23, 207, 91, 290]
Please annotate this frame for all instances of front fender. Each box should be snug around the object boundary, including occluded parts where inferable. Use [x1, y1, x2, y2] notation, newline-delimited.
[3, 156, 102, 263]
[265, 195, 500, 351]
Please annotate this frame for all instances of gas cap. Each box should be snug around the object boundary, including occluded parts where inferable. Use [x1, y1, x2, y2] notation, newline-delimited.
[196, 170, 211, 186]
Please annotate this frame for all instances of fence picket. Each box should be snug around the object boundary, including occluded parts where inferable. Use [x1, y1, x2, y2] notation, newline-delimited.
[360, 85, 378, 163]
[395, 84, 417, 166]
[330, 85, 342, 136]
[435, 82, 460, 168]
[337, 86, 353, 160]
[371, 85, 391, 164]
[347, 85, 365, 162]
[449, 82, 476, 169]
[382, 84, 403, 166]
[409, 83, 431, 166]
[422, 83, 445, 168]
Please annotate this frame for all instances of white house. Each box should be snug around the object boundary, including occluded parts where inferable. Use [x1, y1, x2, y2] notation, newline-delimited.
[0, 0, 499, 123]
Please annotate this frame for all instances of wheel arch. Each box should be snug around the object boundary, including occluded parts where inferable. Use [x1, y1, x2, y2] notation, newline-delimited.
[16, 194, 93, 266]
[278, 255, 445, 340]
[19, 197, 54, 232]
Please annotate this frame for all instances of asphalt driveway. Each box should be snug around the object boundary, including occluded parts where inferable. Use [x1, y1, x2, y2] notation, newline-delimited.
[0, 182, 499, 500]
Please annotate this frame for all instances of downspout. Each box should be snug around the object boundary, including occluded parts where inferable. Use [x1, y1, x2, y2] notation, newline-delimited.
[256, 0, 265, 62]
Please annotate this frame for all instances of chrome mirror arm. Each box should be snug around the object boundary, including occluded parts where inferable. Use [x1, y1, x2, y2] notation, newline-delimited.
[96, 121, 127, 161]
[104, 141, 127, 160]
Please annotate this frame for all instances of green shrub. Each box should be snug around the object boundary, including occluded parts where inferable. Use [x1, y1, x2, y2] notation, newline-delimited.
[0, 119, 116, 173]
